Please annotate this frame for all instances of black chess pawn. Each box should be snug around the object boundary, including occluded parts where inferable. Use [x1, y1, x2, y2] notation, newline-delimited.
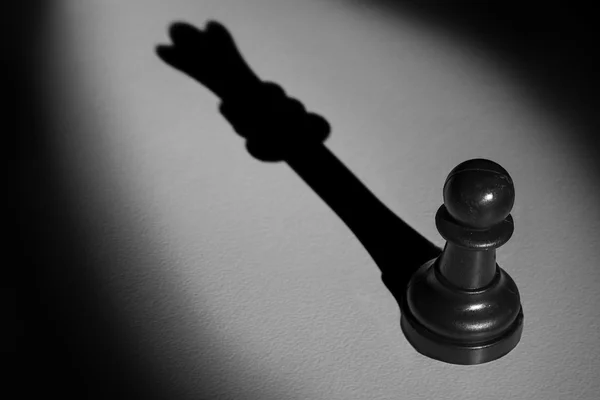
[401, 159, 524, 365]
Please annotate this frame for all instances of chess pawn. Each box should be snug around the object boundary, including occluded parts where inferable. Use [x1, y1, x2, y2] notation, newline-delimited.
[401, 159, 524, 365]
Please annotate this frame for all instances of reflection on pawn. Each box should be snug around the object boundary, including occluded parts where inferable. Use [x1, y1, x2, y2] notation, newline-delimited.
[401, 159, 524, 365]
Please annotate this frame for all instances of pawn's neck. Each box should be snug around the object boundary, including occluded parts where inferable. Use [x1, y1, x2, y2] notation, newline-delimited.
[437, 243, 497, 290]
[434, 204, 514, 290]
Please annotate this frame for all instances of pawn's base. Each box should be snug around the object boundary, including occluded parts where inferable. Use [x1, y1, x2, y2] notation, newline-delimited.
[401, 301, 524, 365]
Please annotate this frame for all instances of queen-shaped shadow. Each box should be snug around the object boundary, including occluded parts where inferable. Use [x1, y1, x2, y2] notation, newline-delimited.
[156, 20, 441, 329]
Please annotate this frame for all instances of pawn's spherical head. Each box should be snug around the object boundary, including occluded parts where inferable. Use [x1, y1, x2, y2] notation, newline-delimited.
[443, 159, 514, 229]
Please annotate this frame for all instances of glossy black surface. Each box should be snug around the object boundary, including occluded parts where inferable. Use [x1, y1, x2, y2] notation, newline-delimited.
[406, 259, 520, 342]
[435, 206, 514, 250]
[437, 242, 497, 289]
[443, 158, 514, 229]
[402, 159, 523, 365]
